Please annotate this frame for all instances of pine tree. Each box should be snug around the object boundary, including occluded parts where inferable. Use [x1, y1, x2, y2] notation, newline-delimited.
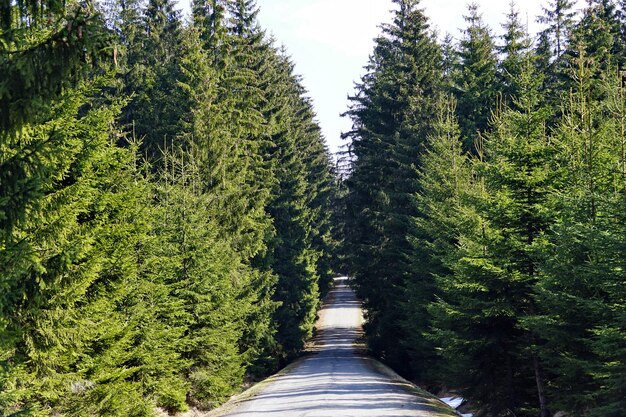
[407, 95, 471, 386]
[343, 0, 443, 374]
[173, 16, 279, 377]
[531, 46, 626, 417]
[260, 51, 330, 360]
[121, 0, 186, 160]
[434, 57, 558, 417]
[452, 3, 499, 151]
[538, 0, 577, 58]
[0, 79, 162, 416]
[0, 0, 112, 132]
[147, 145, 252, 409]
[498, 1, 532, 109]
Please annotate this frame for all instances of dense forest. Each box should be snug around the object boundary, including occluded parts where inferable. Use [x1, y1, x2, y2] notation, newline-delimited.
[0, 0, 339, 414]
[2, 0, 626, 416]
[342, 0, 626, 416]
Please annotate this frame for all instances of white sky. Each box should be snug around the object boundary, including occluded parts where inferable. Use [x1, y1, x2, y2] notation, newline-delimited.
[178, 0, 587, 157]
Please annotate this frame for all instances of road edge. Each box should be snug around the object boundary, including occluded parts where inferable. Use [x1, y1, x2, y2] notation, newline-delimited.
[359, 356, 459, 416]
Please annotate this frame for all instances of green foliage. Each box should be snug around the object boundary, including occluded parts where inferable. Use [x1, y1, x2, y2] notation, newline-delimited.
[530, 50, 626, 416]
[148, 147, 251, 408]
[1, 0, 338, 414]
[346, 2, 626, 416]
[451, 3, 498, 151]
[498, 2, 532, 108]
[0, 79, 158, 416]
[343, 0, 443, 378]
[266, 57, 325, 359]
[538, 0, 577, 58]
[408, 95, 471, 386]
[0, 2, 113, 132]
[119, 0, 186, 160]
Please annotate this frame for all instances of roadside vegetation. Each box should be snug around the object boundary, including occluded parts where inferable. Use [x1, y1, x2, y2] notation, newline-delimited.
[2, 0, 625, 416]
[341, 1, 625, 416]
[0, 0, 339, 415]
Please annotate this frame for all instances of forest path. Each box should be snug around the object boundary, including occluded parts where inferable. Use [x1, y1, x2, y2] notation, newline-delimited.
[213, 277, 457, 417]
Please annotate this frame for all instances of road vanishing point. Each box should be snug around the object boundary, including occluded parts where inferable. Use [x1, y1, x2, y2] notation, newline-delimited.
[213, 277, 458, 417]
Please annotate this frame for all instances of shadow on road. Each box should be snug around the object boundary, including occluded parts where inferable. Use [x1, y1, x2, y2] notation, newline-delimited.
[219, 278, 456, 417]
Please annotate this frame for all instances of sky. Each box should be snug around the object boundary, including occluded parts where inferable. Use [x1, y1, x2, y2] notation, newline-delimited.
[179, 0, 587, 157]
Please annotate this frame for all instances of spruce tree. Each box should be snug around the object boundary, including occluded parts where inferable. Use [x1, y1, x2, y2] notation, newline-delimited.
[259, 50, 330, 360]
[564, 0, 622, 99]
[535, 0, 577, 115]
[0, 1, 165, 413]
[531, 46, 626, 417]
[407, 95, 471, 386]
[343, 0, 443, 374]
[441, 33, 460, 90]
[147, 145, 251, 409]
[452, 3, 499, 151]
[434, 57, 557, 417]
[498, 1, 532, 109]
[121, 0, 186, 160]
[0, 0, 112, 132]
[173, 14, 279, 377]
[538, 0, 577, 58]
[0, 80, 161, 416]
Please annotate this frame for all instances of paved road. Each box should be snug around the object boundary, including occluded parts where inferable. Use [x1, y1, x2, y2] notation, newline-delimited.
[216, 277, 456, 417]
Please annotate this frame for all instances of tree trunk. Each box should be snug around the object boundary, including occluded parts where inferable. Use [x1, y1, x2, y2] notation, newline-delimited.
[533, 354, 550, 417]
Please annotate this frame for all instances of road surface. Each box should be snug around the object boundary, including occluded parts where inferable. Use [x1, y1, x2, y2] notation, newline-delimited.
[214, 277, 457, 417]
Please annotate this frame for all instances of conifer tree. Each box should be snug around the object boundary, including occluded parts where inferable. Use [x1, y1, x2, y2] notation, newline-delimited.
[441, 33, 460, 90]
[173, 14, 280, 376]
[531, 46, 626, 417]
[452, 3, 498, 151]
[499, 2, 532, 109]
[148, 145, 252, 408]
[121, 0, 186, 160]
[0, 0, 112, 132]
[538, 0, 577, 58]
[433, 57, 557, 417]
[534, 0, 577, 115]
[0, 1, 164, 413]
[343, 0, 443, 373]
[565, 1, 622, 99]
[190, 0, 272, 260]
[406, 95, 471, 385]
[257, 49, 335, 360]
[0, 80, 162, 416]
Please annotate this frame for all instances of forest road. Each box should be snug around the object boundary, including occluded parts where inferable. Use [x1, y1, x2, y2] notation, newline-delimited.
[213, 277, 457, 417]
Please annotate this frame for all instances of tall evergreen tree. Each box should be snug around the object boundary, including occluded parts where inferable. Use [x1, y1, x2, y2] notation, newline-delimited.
[538, 0, 577, 58]
[343, 0, 443, 373]
[433, 57, 557, 417]
[0, 0, 112, 132]
[121, 0, 186, 160]
[565, 0, 623, 99]
[531, 45, 626, 417]
[254, 47, 336, 360]
[148, 145, 254, 409]
[174, 11, 280, 376]
[534, 0, 578, 116]
[498, 1, 532, 108]
[452, 3, 499, 151]
[406, 95, 471, 386]
[0, 80, 163, 416]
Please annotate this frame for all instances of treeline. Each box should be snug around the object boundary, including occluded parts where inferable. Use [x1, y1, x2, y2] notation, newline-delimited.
[342, 1, 625, 416]
[0, 0, 338, 415]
